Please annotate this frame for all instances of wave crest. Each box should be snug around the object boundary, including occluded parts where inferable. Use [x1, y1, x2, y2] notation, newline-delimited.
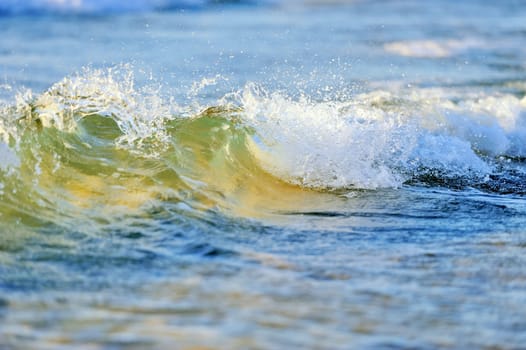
[239, 85, 525, 189]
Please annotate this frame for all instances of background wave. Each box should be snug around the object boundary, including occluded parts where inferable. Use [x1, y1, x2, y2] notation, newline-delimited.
[0, 0, 279, 15]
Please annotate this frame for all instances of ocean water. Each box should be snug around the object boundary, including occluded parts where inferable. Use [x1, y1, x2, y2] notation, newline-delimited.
[1, 0, 526, 349]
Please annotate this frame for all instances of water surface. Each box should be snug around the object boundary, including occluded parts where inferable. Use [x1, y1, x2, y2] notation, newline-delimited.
[1, 1, 526, 349]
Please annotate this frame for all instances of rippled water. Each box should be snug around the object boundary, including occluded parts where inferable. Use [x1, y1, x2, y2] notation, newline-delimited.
[1, 1, 526, 349]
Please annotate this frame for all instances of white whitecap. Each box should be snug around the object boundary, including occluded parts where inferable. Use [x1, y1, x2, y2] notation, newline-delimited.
[384, 39, 484, 58]
[240, 84, 525, 189]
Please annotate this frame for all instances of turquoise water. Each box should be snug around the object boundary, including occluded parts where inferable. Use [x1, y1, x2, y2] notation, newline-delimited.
[1, 1, 526, 349]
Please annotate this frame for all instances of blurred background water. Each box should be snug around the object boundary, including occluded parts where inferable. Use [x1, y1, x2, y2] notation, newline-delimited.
[1, 1, 526, 349]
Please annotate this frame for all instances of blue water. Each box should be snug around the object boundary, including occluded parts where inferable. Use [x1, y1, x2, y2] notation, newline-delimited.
[1, 1, 526, 349]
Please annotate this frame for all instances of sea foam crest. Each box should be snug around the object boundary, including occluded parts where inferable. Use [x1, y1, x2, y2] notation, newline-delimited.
[384, 39, 484, 58]
[240, 85, 526, 189]
[241, 85, 406, 188]
[29, 66, 176, 150]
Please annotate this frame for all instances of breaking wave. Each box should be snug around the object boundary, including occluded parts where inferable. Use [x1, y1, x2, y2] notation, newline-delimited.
[1, 66, 526, 227]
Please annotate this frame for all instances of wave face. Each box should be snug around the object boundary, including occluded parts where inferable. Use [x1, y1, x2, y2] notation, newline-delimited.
[1, 67, 526, 230]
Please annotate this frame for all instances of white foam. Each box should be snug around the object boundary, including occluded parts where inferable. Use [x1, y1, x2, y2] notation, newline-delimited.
[242, 86, 406, 188]
[384, 39, 483, 58]
[239, 84, 525, 189]
[29, 65, 176, 151]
